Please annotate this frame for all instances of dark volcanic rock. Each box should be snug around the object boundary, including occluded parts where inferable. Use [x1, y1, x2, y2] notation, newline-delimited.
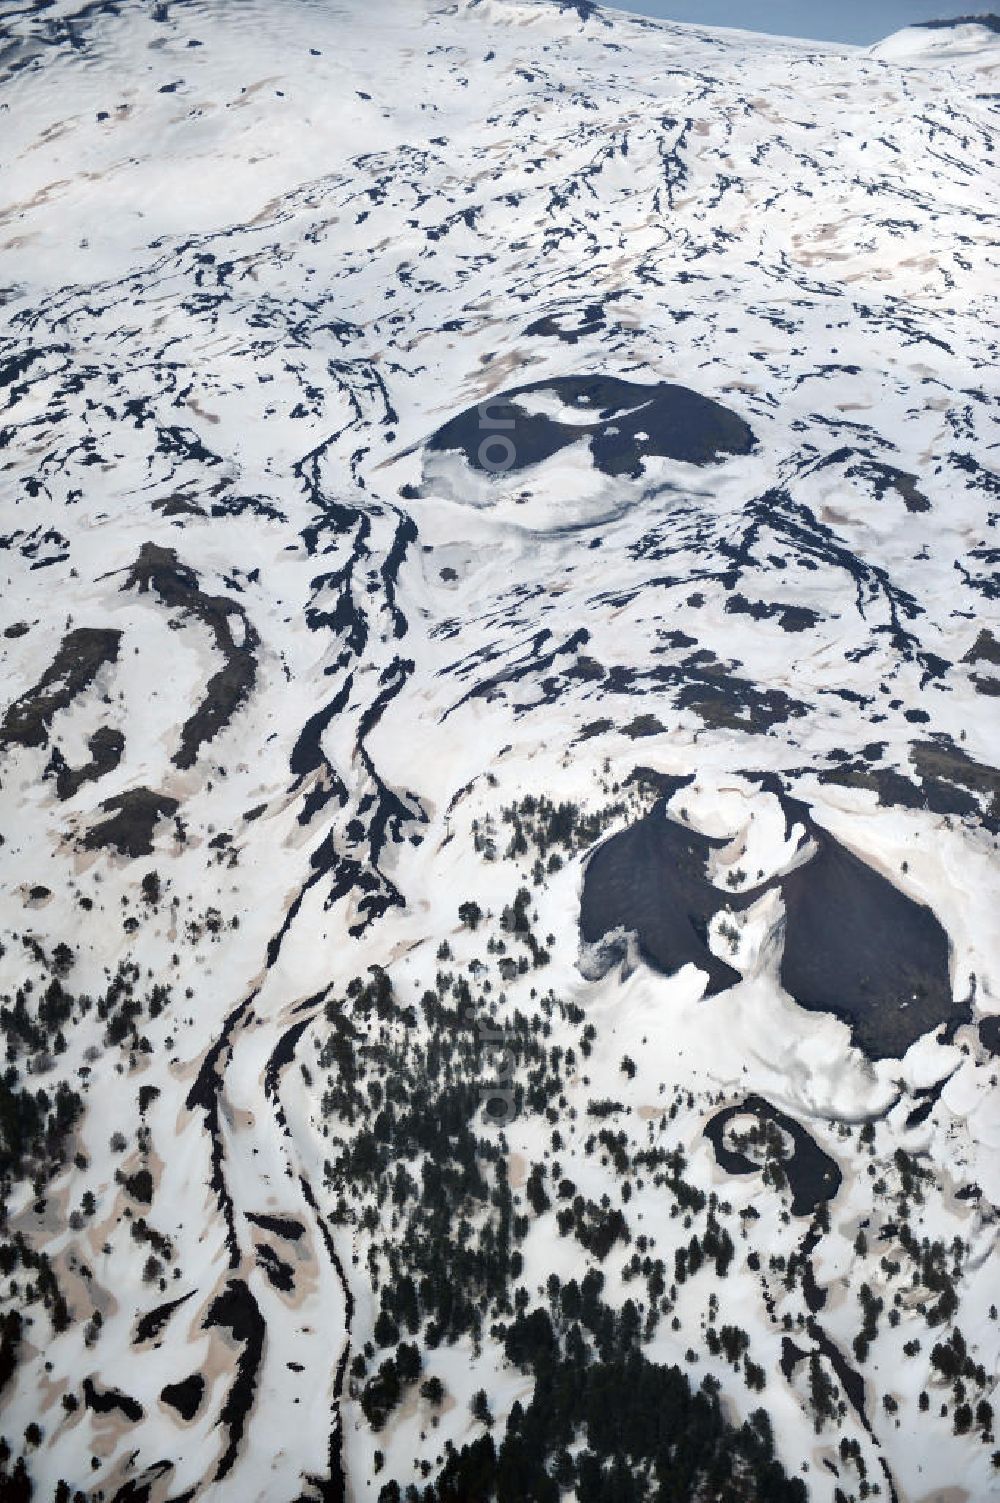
[84, 788, 179, 857]
[704, 1094, 842, 1216]
[910, 736, 1000, 833]
[724, 593, 821, 633]
[915, 14, 1000, 34]
[428, 375, 756, 480]
[580, 800, 750, 996]
[122, 542, 259, 771]
[49, 724, 125, 800]
[1, 627, 121, 748]
[979, 1016, 1000, 1055]
[83, 1375, 143, 1423]
[245, 1211, 306, 1241]
[819, 735, 1000, 833]
[133, 1291, 195, 1346]
[621, 714, 665, 739]
[580, 788, 958, 1058]
[673, 655, 809, 733]
[160, 1373, 205, 1422]
[779, 803, 954, 1060]
[849, 458, 930, 513]
[202, 1278, 265, 1482]
[963, 629, 1000, 667]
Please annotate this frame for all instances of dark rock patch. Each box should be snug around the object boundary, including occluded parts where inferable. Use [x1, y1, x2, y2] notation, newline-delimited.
[108, 1465, 174, 1503]
[674, 655, 810, 733]
[577, 717, 613, 740]
[134, 1291, 195, 1345]
[524, 303, 607, 344]
[121, 542, 258, 771]
[961, 625, 1000, 694]
[160, 1373, 205, 1423]
[779, 802, 954, 1059]
[580, 801, 751, 996]
[202, 1278, 265, 1482]
[963, 629, 1000, 667]
[83, 1375, 143, 1423]
[152, 494, 207, 519]
[910, 736, 1000, 832]
[84, 788, 179, 858]
[903, 1070, 956, 1129]
[820, 737, 1000, 835]
[567, 654, 607, 682]
[704, 1095, 842, 1216]
[979, 1016, 1000, 1055]
[245, 1211, 306, 1241]
[850, 459, 930, 514]
[0, 627, 121, 749]
[256, 1242, 295, 1292]
[428, 375, 755, 481]
[554, 652, 810, 736]
[47, 725, 124, 800]
[819, 762, 918, 804]
[724, 594, 821, 633]
[915, 14, 1000, 34]
[657, 629, 698, 650]
[621, 714, 665, 739]
[0, 350, 45, 391]
[904, 1098, 935, 1129]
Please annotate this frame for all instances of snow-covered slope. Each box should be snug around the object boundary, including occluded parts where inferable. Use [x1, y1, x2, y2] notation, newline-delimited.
[0, 1, 998, 1500]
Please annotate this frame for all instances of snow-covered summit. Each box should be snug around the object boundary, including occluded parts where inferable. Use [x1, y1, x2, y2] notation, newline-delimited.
[872, 12, 1000, 65]
[0, 0, 998, 1499]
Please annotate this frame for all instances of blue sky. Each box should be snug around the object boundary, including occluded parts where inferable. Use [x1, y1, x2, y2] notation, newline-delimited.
[601, 2, 988, 45]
